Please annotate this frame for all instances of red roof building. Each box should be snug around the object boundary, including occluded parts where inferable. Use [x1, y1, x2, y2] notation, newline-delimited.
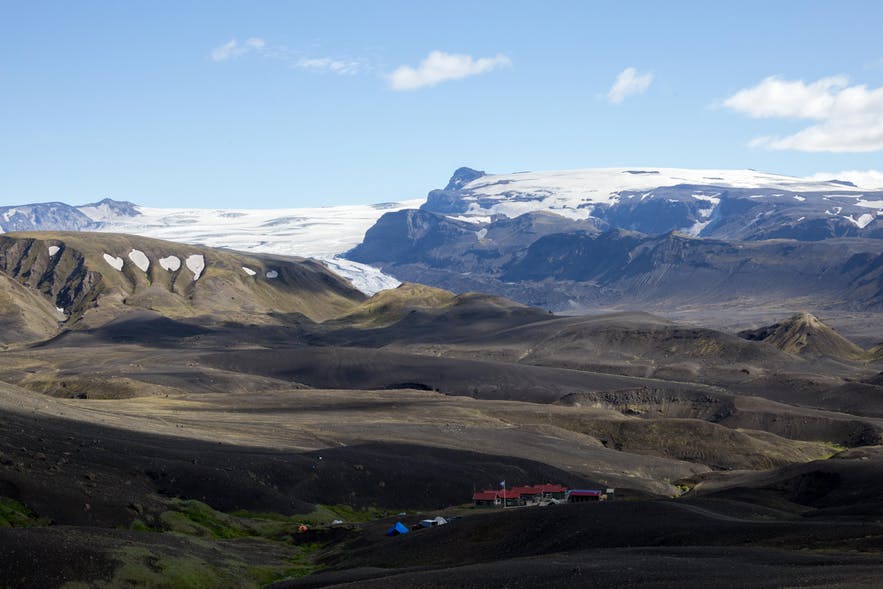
[472, 491, 500, 506]
[472, 483, 571, 507]
[566, 489, 603, 503]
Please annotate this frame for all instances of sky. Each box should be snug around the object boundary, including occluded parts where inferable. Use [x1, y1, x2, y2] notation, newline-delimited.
[2, 0, 883, 208]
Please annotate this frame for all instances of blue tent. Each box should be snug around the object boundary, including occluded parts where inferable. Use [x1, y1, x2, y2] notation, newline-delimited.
[385, 522, 409, 536]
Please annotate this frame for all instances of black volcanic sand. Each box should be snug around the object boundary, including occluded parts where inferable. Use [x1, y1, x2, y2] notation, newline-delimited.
[200, 346, 712, 403]
[25, 307, 883, 415]
[280, 547, 883, 589]
[690, 446, 883, 512]
[2, 303, 883, 586]
[272, 500, 883, 588]
[5, 389, 882, 587]
[0, 403, 606, 526]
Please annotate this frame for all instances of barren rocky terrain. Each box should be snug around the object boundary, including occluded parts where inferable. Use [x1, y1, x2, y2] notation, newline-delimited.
[1, 232, 882, 587]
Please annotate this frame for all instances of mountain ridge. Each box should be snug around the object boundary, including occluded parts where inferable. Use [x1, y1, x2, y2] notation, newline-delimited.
[0, 231, 366, 337]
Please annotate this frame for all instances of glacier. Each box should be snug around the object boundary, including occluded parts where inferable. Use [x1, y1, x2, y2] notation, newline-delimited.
[79, 200, 423, 295]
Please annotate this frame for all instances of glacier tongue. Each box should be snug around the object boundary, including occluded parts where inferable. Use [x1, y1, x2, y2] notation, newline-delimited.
[84, 199, 422, 295]
[320, 257, 401, 295]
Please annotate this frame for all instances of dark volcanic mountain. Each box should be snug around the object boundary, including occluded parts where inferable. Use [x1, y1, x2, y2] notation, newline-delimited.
[738, 312, 868, 360]
[345, 167, 883, 313]
[348, 212, 883, 311]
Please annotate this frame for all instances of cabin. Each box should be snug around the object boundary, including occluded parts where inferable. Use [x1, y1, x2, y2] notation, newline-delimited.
[531, 483, 568, 500]
[472, 491, 500, 507]
[566, 489, 603, 503]
[473, 483, 572, 507]
[498, 489, 524, 507]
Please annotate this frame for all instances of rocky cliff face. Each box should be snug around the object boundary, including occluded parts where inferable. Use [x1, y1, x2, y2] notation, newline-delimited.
[0, 236, 103, 323]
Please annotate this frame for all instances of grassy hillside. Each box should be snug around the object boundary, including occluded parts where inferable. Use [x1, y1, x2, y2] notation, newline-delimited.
[0, 232, 365, 333]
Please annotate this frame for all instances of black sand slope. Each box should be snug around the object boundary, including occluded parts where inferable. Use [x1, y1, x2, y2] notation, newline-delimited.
[200, 346, 718, 403]
[2, 235, 883, 587]
[276, 499, 883, 589]
[0, 404, 603, 527]
[281, 547, 883, 589]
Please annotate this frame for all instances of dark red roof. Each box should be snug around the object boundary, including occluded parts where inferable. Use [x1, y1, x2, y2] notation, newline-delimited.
[510, 486, 537, 496]
[532, 484, 568, 493]
[474, 484, 570, 501]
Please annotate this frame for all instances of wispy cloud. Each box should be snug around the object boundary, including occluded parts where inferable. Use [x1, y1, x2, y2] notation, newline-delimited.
[389, 51, 511, 91]
[804, 169, 883, 189]
[723, 75, 883, 152]
[607, 67, 653, 104]
[210, 38, 367, 75]
[294, 57, 365, 76]
[210, 37, 266, 62]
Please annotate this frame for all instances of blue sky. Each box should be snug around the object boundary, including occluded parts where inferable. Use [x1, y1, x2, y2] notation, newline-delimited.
[2, 0, 883, 208]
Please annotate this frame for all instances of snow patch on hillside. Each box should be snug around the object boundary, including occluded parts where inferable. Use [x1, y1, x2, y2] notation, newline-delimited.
[684, 193, 720, 237]
[845, 213, 875, 229]
[103, 254, 124, 271]
[159, 255, 181, 271]
[186, 254, 205, 280]
[128, 249, 150, 272]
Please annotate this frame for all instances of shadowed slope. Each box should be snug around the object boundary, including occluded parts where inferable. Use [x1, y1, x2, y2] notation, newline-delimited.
[0, 272, 61, 346]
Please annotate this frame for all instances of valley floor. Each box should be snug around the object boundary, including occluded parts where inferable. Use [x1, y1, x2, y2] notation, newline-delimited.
[1, 280, 883, 587]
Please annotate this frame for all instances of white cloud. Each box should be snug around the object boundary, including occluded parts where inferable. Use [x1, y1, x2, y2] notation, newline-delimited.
[211, 38, 366, 76]
[210, 37, 266, 62]
[389, 50, 511, 91]
[723, 75, 883, 152]
[804, 169, 883, 189]
[607, 67, 653, 104]
[295, 57, 364, 76]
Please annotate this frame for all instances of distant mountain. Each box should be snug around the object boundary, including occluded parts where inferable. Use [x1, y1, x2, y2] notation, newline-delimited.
[349, 216, 883, 311]
[345, 167, 883, 311]
[78, 197, 141, 220]
[6, 165, 883, 306]
[419, 167, 883, 240]
[0, 202, 98, 233]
